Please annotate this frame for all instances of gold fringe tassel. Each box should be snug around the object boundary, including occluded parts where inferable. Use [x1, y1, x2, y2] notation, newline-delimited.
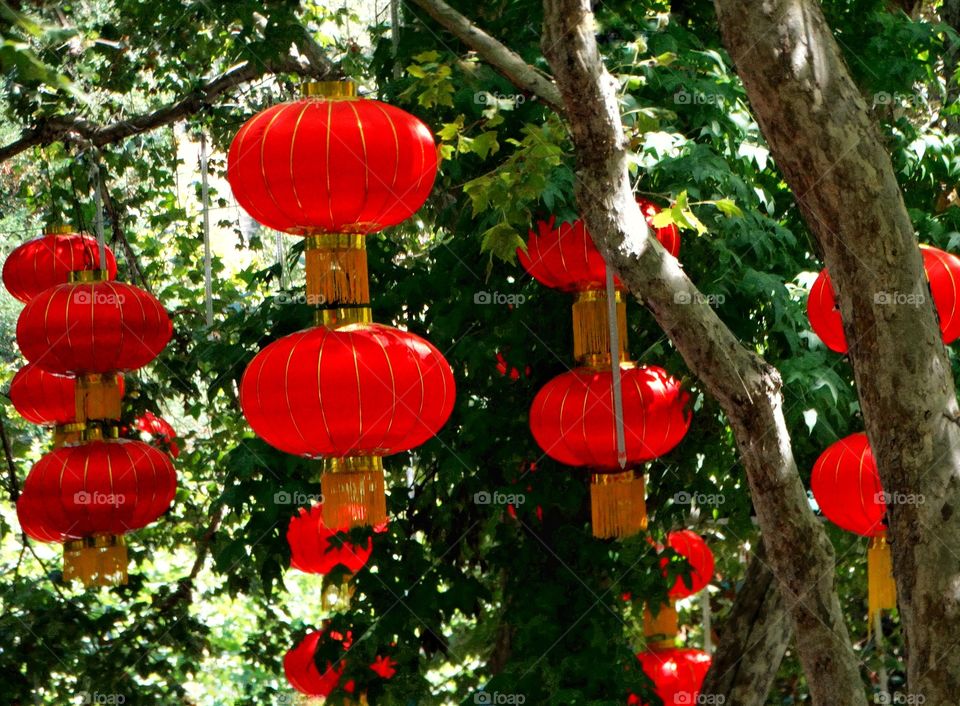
[63, 534, 128, 587]
[590, 470, 647, 539]
[572, 290, 627, 365]
[868, 535, 897, 627]
[321, 457, 387, 529]
[305, 234, 369, 308]
[75, 373, 122, 423]
[643, 602, 679, 649]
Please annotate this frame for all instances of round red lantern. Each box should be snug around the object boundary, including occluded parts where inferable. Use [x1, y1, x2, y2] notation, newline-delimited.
[16, 436, 177, 585]
[663, 530, 715, 600]
[17, 279, 172, 374]
[3, 226, 118, 303]
[529, 364, 690, 469]
[810, 432, 886, 537]
[283, 630, 346, 698]
[632, 648, 712, 706]
[287, 504, 373, 575]
[240, 323, 454, 458]
[228, 85, 437, 236]
[10, 363, 77, 426]
[135, 411, 180, 458]
[808, 245, 960, 353]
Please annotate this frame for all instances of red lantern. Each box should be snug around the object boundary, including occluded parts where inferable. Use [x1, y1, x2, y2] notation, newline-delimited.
[283, 630, 346, 698]
[17, 280, 172, 374]
[632, 648, 712, 706]
[135, 411, 180, 458]
[807, 245, 960, 353]
[810, 432, 895, 623]
[228, 86, 437, 236]
[10, 363, 77, 426]
[287, 504, 373, 575]
[240, 323, 454, 458]
[810, 432, 886, 537]
[663, 530, 714, 600]
[15, 437, 177, 585]
[3, 227, 118, 303]
[519, 200, 680, 292]
[530, 364, 690, 469]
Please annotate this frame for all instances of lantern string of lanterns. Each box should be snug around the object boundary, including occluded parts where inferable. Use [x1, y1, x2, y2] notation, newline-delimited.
[227, 78, 449, 701]
[5, 222, 176, 587]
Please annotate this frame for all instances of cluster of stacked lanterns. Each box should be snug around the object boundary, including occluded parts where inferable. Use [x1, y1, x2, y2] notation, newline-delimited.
[6, 227, 176, 586]
[5, 82, 725, 704]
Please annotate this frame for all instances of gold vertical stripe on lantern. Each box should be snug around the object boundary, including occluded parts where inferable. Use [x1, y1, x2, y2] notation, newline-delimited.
[573, 290, 627, 365]
[590, 470, 647, 539]
[63, 534, 128, 587]
[868, 534, 897, 624]
[304, 234, 369, 308]
[75, 373, 122, 423]
[643, 602, 679, 649]
[321, 456, 387, 529]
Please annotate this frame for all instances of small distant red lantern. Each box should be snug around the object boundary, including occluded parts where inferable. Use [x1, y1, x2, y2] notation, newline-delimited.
[2, 226, 118, 303]
[810, 432, 895, 622]
[135, 411, 180, 458]
[287, 504, 373, 575]
[807, 245, 960, 353]
[632, 648, 712, 706]
[15, 436, 177, 586]
[663, 530, 714, 600]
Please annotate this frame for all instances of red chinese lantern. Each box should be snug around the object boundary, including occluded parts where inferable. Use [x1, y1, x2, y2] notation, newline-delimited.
[808, 245, 960, 353]
[240, 323, 455, 528]
[530, 364, 690, 538]
[663, 530, 714, 600]
[287, 504, 373, 575]
[810, 432, 894, 623]
[10, 363, 77, 426]
[17, 277, 171, 422]
[631, 648, 712, 706]
[2, 226, 118, 303]
[228, 81, 438, 307]
[15, 435, 177, 586]
[283, 630, 346, 698]
[135, 411, 180, 458]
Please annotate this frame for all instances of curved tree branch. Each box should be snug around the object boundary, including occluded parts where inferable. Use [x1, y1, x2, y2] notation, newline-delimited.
[407, 0, 565, 111]
[0, 54, 335, 163]
[539, 2, 867, 704]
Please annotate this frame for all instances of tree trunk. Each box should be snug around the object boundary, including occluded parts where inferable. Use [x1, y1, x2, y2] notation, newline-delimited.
[700, 541, 791, 706]
[714, 1, 960, 701]
[540, 2, 867, 704]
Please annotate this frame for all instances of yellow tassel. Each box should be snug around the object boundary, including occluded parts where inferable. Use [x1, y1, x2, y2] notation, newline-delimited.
[643, 602, 679, 649]
[75, 373, 122, 423]
[590, 470, 647, 539]
[868, 535, 897, 627]
[63, 534, 128, 587]
[304, 234, 369, 308]
[321, 457, 387, 529]
[572, 290, 627, 365]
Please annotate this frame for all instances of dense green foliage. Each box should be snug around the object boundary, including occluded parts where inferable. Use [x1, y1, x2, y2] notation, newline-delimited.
[0, 0, 957, 703]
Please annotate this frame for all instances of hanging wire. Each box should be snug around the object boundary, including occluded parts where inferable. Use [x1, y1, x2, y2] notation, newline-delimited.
[200, 130, 214, 326]
[605, 263, 627, 469]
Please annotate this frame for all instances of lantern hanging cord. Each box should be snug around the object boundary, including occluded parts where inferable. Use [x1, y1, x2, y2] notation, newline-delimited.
[89, 155, 107, 271]
[606, 263, 627, 469]
[200, 130, 214, 326]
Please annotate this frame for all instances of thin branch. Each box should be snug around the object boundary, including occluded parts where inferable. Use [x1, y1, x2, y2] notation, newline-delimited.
[0, 55, 334, 163]
[0, 409, 19, 502]
[99, 180, 152, 294]
[407, 0, 565, 112]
